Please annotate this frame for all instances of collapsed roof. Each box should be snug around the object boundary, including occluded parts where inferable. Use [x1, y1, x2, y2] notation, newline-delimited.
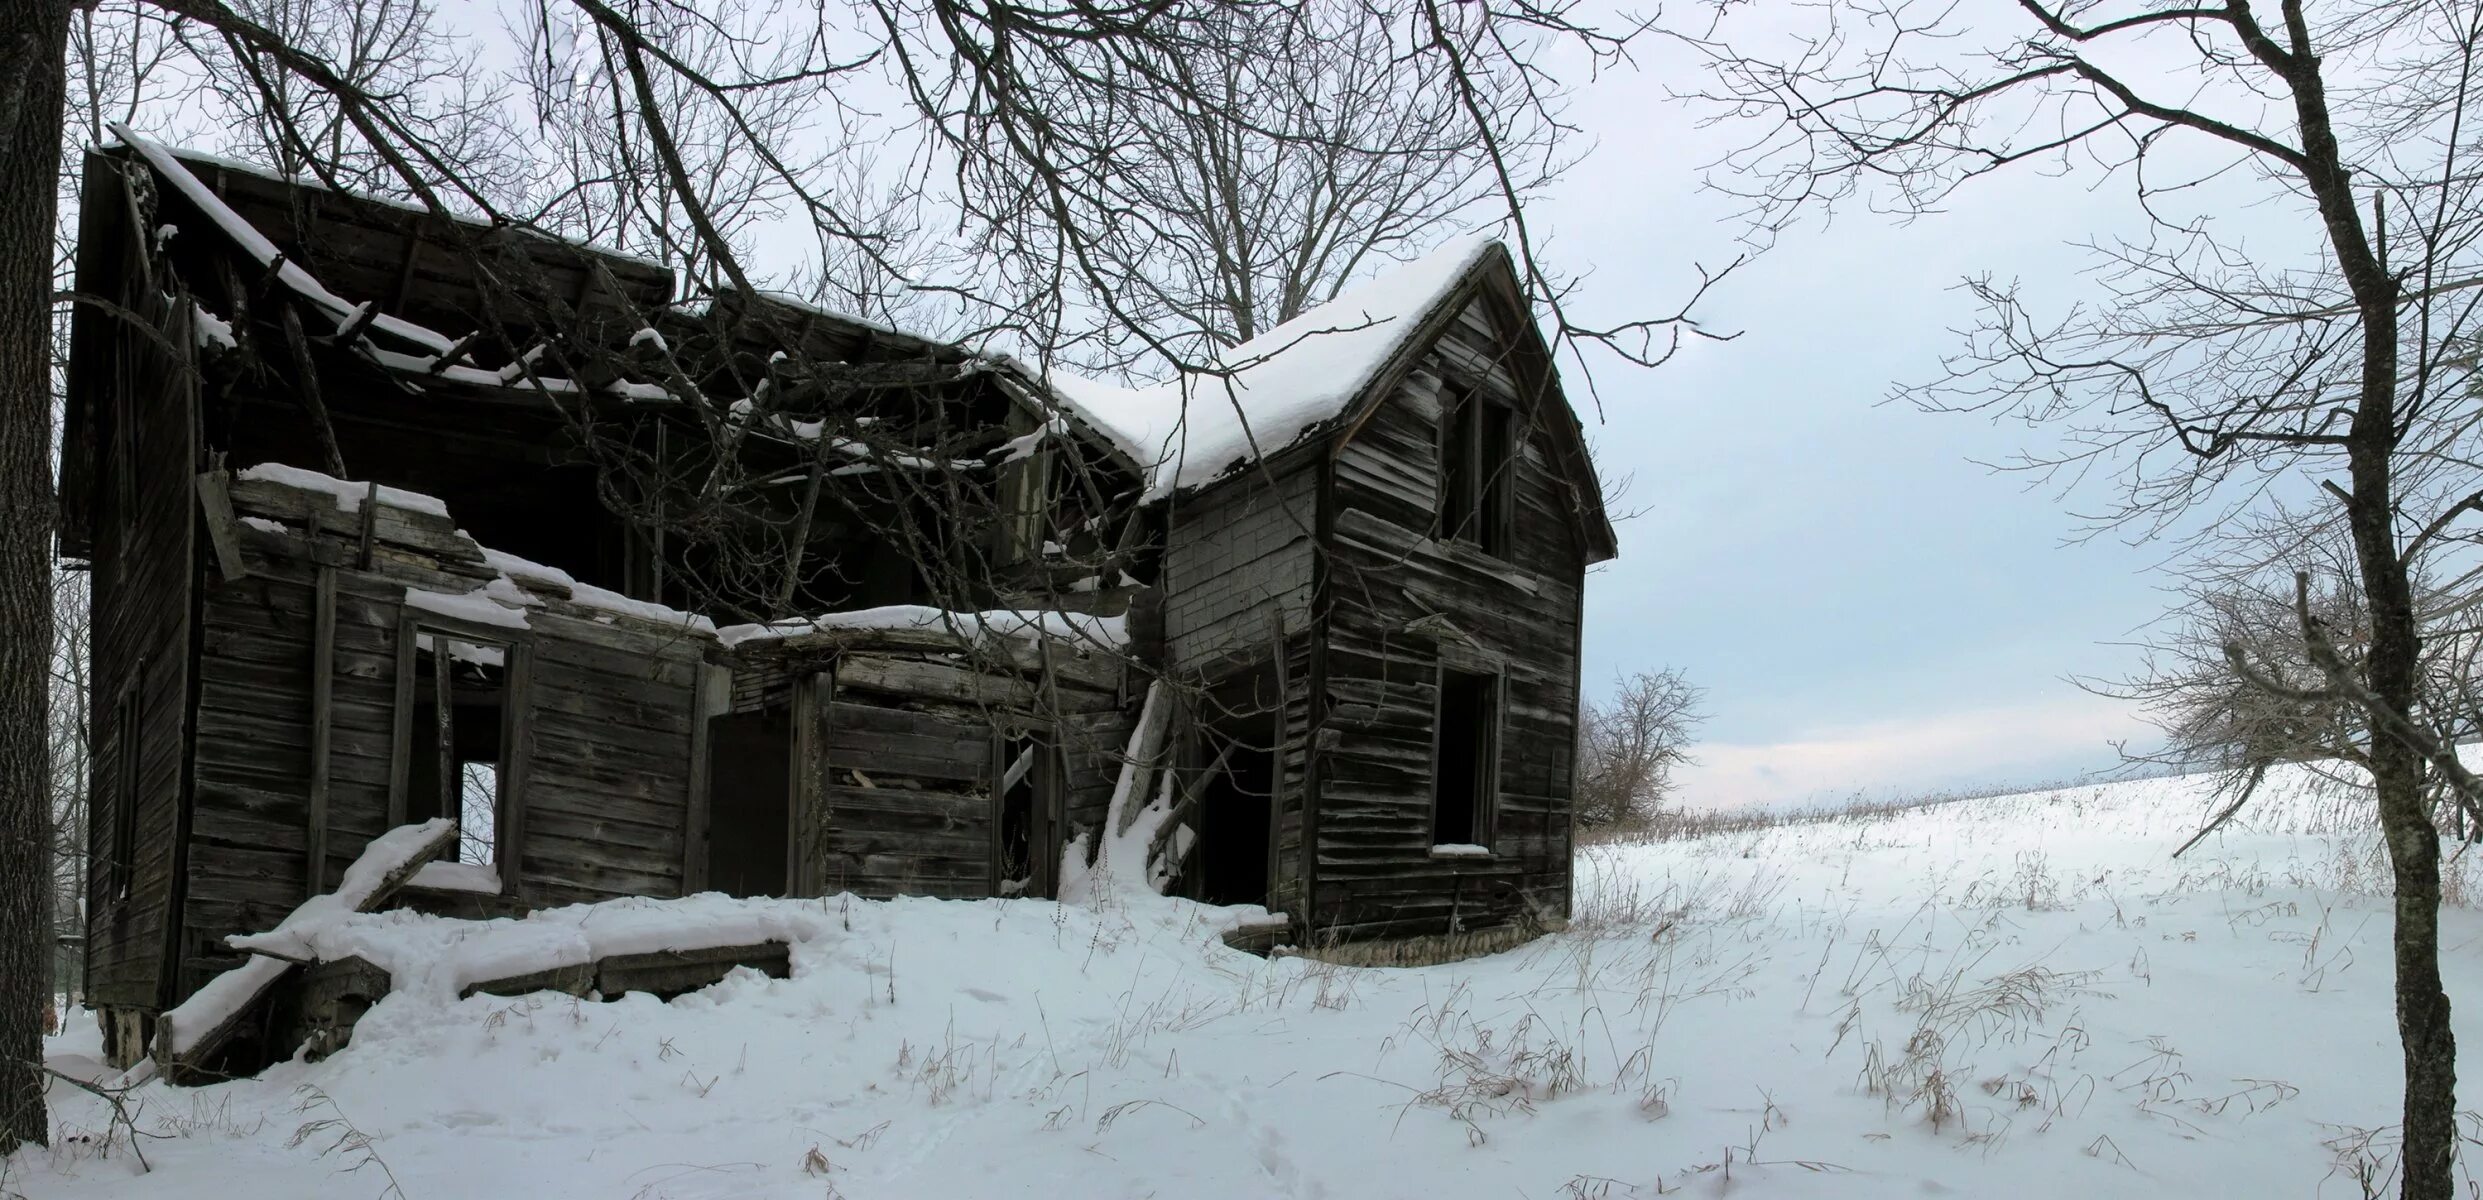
[66, 131, 1615, 562]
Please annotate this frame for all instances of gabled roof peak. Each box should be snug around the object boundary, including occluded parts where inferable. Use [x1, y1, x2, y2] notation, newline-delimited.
[1046, 236, 1507, 501]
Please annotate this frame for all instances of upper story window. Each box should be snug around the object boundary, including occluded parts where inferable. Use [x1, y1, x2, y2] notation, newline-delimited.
[1437, 384, 1515, 556]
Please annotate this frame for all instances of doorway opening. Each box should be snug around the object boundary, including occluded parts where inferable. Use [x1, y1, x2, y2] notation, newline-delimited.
[706, 705, 791, 897]
[995, 731, 1058, 897]
[1195, 672, 1278, 908]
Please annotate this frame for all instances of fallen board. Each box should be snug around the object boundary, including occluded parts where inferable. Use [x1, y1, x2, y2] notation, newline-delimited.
[153, 818, 456, 1084]
[594, 942, 792, 1000]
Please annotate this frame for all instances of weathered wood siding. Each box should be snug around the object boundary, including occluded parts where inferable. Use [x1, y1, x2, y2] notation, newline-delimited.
[802, 645, 1130, 899]
[170, 501, 708, 1004]
[83, 284, 199, 1013]
[812, 697, 996, 899]
[521, 621, 700, 904]
[1312, 296, 1585, 941]
[1156, 462, 1322, 921]
[1159, 459, 1319, 670]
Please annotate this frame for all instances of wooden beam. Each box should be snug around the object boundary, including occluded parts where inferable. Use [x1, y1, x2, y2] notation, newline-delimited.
[277, 303, 350, 479]
[1267, 606, 1289, 912]
[354, 480, 380, 570]
[192, 471, 250, 583]
[391, 233, 425, 312]
[387, 612, 417, 827]
[434, 636, 455, 843]
[788, 671, 825, 897]
[307, 566, 336, 894]
[497, 642, 535, 903]
[680, 662, 731, 895]
[154, 820, 456, 1084]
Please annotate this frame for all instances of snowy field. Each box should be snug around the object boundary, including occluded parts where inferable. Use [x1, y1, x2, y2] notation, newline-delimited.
[18, 765, 2483, 1199]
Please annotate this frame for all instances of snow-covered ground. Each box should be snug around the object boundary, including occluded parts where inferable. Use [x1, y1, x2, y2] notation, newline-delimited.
[18, 764, 2483, 1199]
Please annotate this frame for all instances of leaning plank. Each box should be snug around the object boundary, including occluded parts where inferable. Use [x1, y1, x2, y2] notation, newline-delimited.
[193, 471, 250, 582]
[153, 818, 455, 1082]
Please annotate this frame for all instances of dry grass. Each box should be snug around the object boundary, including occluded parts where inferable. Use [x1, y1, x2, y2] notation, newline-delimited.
[1577, 777, 2117, 847]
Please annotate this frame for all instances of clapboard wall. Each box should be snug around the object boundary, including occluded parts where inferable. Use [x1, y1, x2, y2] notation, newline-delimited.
[1153, 458, 1322, 919]
[170, 502, 711, 1001]
[80, 269, 200, 1016]
[1310, 295, 1585, 942]
[1158, 458, 1319, 670]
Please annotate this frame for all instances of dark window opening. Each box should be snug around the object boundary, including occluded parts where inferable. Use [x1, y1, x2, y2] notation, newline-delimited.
[104, 686, 141, 903]
[706, 706, 792, 898]
[996, 732, 1058, 898]
[403, 635, 511, 868]
[1438, 386, 1515, 556]
[1195, 718, 1276, 908]
[1432, 669, 1499, 848]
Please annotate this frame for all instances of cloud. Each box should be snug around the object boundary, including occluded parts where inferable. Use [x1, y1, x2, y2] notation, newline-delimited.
[1673, 693, 2153, 812]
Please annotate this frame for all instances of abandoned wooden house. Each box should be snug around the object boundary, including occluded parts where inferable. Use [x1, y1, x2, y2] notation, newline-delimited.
[63, 132, 1616, 1071]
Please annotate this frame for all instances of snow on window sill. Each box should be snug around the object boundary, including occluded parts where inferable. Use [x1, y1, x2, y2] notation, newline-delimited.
[1429, 843, 1492, 860]
[407, 861, 503, 895]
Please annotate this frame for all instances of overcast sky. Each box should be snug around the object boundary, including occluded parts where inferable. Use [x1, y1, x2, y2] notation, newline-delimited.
[1541, 39, 2244, 810]
[98, 4, 2275, 811]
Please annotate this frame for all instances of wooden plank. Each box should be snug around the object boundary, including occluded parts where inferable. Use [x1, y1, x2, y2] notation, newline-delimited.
[680, 662, 730, 895]
[460, 962, 593, 1001]
[499, 641, 536, 902]
[835, 653, 1037, 708]
[790, 671, 822, 896]
[1267, 606, 1289, 910]
[307, 567, 335, 894]
[594, 942, 790, 1000]
[433, 635, 454, 835]
[154, 821, 456, 1082]
[386, 609, 415, 827]
[193, 471, 250, 582]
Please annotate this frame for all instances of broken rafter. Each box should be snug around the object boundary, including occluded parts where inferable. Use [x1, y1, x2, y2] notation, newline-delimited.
[278, 303, 351, 479]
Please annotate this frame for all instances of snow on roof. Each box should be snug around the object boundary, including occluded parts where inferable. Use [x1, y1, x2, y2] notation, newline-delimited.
[477, 547, 719, 635]
[118, 132, 668, 271]
[236, 462, 452, 518]
[115, 126, 459, 356]
[1046, 235, 1502, 501]
[232, 464, 1110, 651]
[406, 583, 533, 631]
[715, 604, 1128, 653]
[116, 130, 683, 406]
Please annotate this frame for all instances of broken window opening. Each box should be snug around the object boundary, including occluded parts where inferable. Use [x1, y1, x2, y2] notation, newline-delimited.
[995, 731, 1056, 898]
[402, 632, 514, 871]
[105, 683, 142, 903]
[1432, 669, 1500, 848]
[1438, 385, 1515, 557]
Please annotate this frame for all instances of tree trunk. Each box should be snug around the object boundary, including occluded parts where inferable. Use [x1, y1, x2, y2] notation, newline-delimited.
[2343, 233, 2457, 1200]
[0, 0, 71, 1157]
[2351, 471, 2459, 1199]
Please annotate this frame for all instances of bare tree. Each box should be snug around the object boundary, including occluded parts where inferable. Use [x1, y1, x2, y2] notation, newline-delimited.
[47, 573, 89, 1021]
[2, 0, 73, 1156]
[1015, 2, 1575, 367]
[2120, 510, 2483, 848]
[180, 0, 519, 194]
[1576, 667, 1706, 827]
[1687, 1, 2483, 1190]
